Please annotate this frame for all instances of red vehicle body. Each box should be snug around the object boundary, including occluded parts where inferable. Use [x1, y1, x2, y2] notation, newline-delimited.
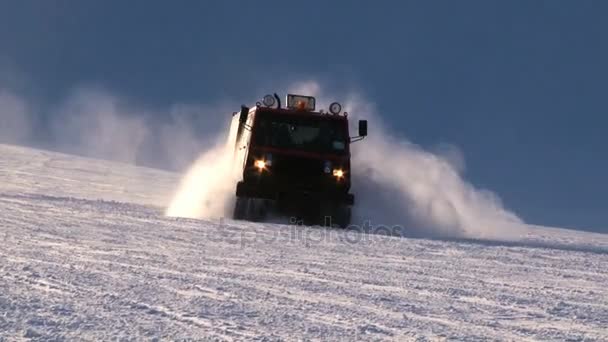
[229, 94, 367, 227]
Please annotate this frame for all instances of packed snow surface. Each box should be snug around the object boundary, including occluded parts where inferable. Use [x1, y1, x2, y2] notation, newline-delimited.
[1, 144, 607, 341]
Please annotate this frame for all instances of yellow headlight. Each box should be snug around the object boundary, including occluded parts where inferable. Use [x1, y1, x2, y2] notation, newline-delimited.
[332, 169, 344, 178]
[254, 160, 266, 170]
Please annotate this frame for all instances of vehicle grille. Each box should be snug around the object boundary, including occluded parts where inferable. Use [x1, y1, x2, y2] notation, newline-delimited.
[271, 155, 325, 189]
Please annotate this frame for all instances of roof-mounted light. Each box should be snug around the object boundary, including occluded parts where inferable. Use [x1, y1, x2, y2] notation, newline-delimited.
[329, 102, 342, 115]
[286, 94, 315, 111]
[262, 94, 276, 107]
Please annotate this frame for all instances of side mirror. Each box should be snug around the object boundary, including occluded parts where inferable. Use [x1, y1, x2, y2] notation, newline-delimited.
[358, 120, 368, 137]
[239, 106, 249, 124]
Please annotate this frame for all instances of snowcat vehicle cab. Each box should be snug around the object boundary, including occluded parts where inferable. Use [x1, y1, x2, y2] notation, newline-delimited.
[229, 93, 367, 227]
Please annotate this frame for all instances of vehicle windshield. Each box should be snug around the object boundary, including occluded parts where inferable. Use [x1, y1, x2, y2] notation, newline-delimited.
[253, 113, 348, 154]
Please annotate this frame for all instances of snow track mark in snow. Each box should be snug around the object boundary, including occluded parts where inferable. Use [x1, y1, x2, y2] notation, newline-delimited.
[1, 144, 608, 340]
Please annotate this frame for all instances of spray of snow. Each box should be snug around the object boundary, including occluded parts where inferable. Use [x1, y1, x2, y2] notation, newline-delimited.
[0, 90, 31, 145]
[50, 89, 150, 164]
[0, 82, 229, 172]
[344, 94, 525, 239]
[163, 81, 525, 240]
[1, 73, 525, 239]
[164, 140, 237, 219]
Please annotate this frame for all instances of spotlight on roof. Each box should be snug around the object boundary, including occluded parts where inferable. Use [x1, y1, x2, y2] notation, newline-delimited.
[329, 102, 342, 115]
[286, 94, 315, 111]
[262, 94, 276, 107]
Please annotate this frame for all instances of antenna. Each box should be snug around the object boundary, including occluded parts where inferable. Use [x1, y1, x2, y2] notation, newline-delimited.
[274, 93, 281, 109]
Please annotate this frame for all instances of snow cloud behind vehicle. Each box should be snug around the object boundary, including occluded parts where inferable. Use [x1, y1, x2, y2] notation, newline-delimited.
[0, 77, 525, 240]
[164, 140, 238, 219]
[347, 99, 524, 240]
[0, 83, 231, 171]
[166, 81, 526, 240]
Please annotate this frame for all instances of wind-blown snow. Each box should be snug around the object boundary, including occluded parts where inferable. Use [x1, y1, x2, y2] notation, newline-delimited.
[165, 84, 524, 241]
[345, 89, 525, 240]
[1, 143, 607, 340]
[0, 85, 230, 171]
[351, 128, 524, 240]
[164, 142, 237, 219]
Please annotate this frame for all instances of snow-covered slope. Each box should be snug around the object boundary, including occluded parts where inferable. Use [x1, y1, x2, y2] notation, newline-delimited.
[1, 144, 607, 341]
[0, 144, 178, 207]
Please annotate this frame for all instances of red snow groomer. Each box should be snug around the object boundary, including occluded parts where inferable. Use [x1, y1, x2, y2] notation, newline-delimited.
[229, 93, 367, 227]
